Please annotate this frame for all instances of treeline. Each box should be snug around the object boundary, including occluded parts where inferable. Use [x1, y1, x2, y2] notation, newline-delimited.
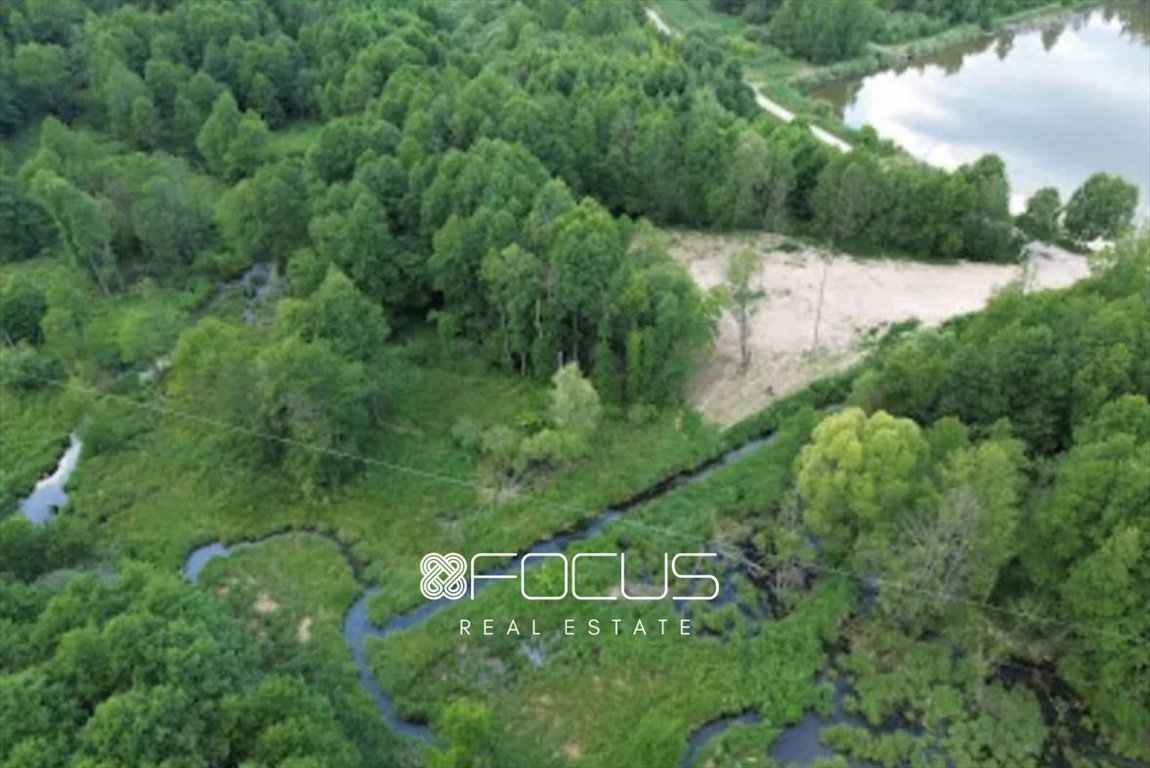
[773, 233, 1150, 758]
[0, 0, 1135, 496]
[0, 1, 728, 408]
[0, 519, 394, 767]
[2, 0, 1132, 282]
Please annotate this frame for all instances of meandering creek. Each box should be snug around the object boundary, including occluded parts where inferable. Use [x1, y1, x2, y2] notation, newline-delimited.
[11, 386, 885, 761]
[22, 401, 1091, 763]
[170, 411, 891, 762]
[174, 423, 868, 760]
[681, 677, 874, 768]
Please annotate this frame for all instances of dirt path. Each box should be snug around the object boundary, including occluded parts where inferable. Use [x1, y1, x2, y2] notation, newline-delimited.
[644, 6, 851, 152]
[749, 84, 852, 152]
[644, 6, 674, 38]
[668, 232, 1090, 426]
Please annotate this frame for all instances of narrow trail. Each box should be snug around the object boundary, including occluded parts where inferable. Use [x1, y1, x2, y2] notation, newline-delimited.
[643, 6, 852, 152]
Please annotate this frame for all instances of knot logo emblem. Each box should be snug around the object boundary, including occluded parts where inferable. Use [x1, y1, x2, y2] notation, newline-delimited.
[420, 552, 467, 600]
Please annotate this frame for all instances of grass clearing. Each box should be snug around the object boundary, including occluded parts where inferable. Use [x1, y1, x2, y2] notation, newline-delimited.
[51, 355, 721, 622]
[268, 121, 321, 159]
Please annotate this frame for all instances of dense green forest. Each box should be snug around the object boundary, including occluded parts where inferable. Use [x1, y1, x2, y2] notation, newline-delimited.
[1, 1, 1147, 767]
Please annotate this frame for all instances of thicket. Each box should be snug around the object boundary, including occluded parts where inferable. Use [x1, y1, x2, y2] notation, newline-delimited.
[0, 520, 392, 767]
[781, 234, 1150, 758]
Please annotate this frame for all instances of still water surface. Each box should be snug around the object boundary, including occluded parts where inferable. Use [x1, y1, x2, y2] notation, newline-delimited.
[814, 4, 1150, 213]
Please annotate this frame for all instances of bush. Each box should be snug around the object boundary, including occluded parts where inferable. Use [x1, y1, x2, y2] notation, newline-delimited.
[0, 345, 63, 392]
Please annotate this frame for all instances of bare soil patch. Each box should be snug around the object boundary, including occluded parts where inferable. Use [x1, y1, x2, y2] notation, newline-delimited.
[668, 231, 1089, 426]
[254, 591, 280, 614]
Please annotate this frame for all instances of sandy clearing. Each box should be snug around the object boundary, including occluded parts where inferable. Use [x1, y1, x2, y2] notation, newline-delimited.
[668, 231, 1090, 426]
[297, 616, 312, 643]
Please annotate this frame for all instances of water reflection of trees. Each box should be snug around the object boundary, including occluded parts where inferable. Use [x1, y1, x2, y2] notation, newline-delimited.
[1103, 0, 1150, 45]
[904, 35, 994, 76]
[994, 32, 1014, 60]
[815, 2, 1148, 113]
[1040, 24, 1064, 51]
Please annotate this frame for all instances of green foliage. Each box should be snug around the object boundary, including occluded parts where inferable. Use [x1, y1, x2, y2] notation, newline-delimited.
[0, 275, 46, 344]
[1016, 185, 1061, 242]
[1021, 396, 1150, 752]
[549, 362, 602, 458]
[722, 248, 764, 371]
[195, 91, 242, 176]
[796, 405, 1030, 636]
[131, 172, 211, 272]
[770, 0, 881, 63]
[216, 159, 309, 265]
[274, 266, 390, 367]
[0, 562, 364, 768]
[453, 362, 602, 493]
[114, 289, 181, 368]
[286, 247, 328, 297]
[0, 343, 63, 393]
[837, 638, 1047, 767]
[0, 175, 54, 262]
[826, 240, 1150, 754]
[310, 179, 416, 312]
[427, 699, 496, 768]
[27, 169, 117, 292]
[8, 43, 78, 121]
[720, 127, 795, 229]
[813, 150, 885, 244]
[194, 91, 269, 180]
[2, 2, 1146, 765]
[852, 233, 1150, 452]
[0, 515, 95, 581]
[1063, 172, 1140, 242]
[168, 317, 258, 439]
[796, 408, 934, 561]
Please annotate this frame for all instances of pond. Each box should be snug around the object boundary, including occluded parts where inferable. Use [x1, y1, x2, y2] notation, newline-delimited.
[813, 4, 1150, 214]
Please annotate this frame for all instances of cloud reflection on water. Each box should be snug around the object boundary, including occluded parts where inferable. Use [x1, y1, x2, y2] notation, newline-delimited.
[827, 9, 1150, 215]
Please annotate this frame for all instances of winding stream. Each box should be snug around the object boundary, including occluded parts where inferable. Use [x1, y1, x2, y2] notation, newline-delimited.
[173, 401, 878, 763]
[22, 396, 855, 761]
[180, 428, 789, 748]
[680, 677, 874, 768]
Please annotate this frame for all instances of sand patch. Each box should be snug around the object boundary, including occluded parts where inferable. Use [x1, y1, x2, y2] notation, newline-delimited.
[254, 591, 279, 614]
[562, 743, 583, 759]
[297, 616, 313, 643]
[668, 231, 1090, 426]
